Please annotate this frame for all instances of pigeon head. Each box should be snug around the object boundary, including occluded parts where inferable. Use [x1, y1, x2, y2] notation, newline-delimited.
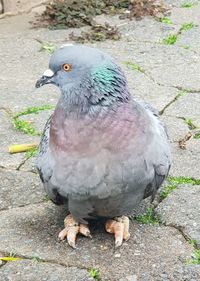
[36, 45, 130, 109]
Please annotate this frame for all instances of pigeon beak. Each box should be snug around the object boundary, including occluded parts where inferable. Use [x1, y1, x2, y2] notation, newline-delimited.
[35, 69, 55, 88]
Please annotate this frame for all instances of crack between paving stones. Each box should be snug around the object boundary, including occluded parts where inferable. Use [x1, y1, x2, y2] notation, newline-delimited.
[158, 88, 199, 115]
[139, 70, 200, 95]
[159, 87, 199, 115]
[0, 201, 49, 213]
[159, 95, 180, 115]
[0, 165, 37, 174]
[164, 224, 190, 244]
[16, 157, 35, 171]
[0, 262, 6, 269]
[0, 250, 90, 272]
[0, 164, 38, 174]
[125, 38, 161, 45]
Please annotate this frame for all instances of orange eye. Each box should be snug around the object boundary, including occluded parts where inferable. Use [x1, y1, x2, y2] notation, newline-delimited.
[62, 64, 71, 72]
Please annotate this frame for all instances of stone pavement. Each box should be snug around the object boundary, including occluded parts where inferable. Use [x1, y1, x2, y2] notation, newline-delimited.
[0, 1, 200, 280]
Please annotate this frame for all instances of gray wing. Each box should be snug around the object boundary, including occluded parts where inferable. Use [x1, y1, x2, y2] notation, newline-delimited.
[36, 116, 66, 205]
[36, 115, 51, 183]
[140, 101, 171, 200]
[140, 101, 169, 138]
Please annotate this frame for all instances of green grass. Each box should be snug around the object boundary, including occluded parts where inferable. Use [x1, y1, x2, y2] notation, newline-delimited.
[39, 42, 55, 54]
[176, 90, 187, 98]
[168, 176, 200, 185]
[189, 239, 197, 247]
[191, 249, 200, 264]
[9, 252, 17, 258]
[25, 147, 38, 159]
[160, 184, 177, 199]
[162, 22, 194, 46]
[42, 195, 51, 202]
[88, 268, 100, 280]
[12, 105, 53, 136]
[32, 256, 43, 262]
[135, 208, 160, 225]
[187, 240, 200, 264]
[12, 118, 38, 135]
[181, 2, 195, 8]
[184, 118, 197, 130]
[160, 17, 172, 24]
[14, 105, 53, 118]
[160, 175, 200, 199]
[162, 34, 178, 45]
[180, 22, 194, 32]
[194, 131, 200, 139]
[123, 61, 145, 73]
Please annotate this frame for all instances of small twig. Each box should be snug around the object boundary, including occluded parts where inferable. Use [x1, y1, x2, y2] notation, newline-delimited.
[178, 132, 192, 150]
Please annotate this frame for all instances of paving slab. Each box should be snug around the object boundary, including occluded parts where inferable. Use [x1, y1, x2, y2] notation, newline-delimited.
[0, 110, 39, 169]
[0, 202, 193, 281]
[119, 17, 174, 42]
[147, 58, 200, 91]
[163, 92, 200, 125]
[161, 115, 189, 142]
[170, 5, 200, 25]
[169, 140, 200, 178]
[172, 265, 200, 281]
[0, 259, 90, 281]
[164, 0, 200, 8]
[157, 184, 200, 247]
[122, 72, 178, 112]
[98, 40, 195, 72]
[0, 168, 44, 210]
[177, 27, 200, 54]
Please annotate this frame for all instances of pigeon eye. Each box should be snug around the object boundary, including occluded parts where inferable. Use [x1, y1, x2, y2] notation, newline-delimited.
[62, 64, 71, 72]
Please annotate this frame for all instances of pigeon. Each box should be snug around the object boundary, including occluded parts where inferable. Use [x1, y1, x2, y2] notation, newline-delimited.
[36, 45, 171, 248]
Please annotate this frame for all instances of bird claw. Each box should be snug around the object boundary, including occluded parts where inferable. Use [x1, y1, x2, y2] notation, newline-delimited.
[58, 214, 91, 248]
[105, 216, 130, 247]
[58, 228, 68, 241]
